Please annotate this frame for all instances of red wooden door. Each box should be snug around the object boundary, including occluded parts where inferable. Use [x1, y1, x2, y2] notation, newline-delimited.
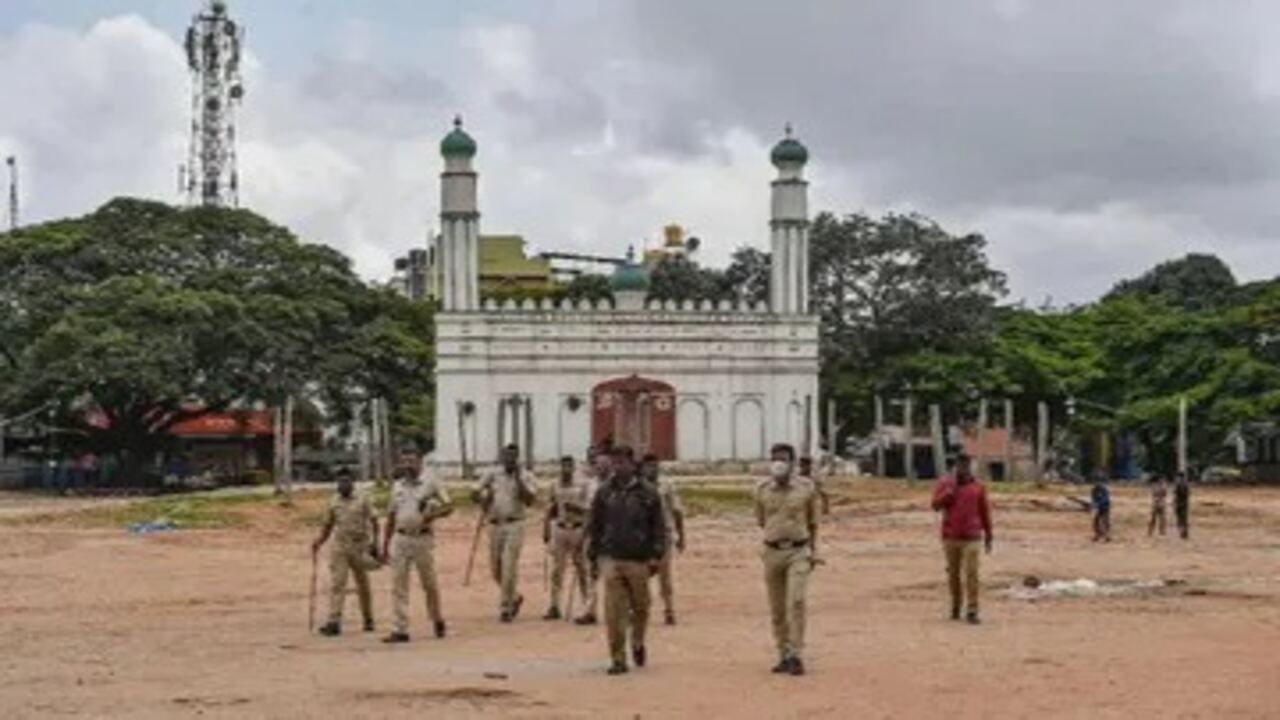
[591, 376, 676, 460]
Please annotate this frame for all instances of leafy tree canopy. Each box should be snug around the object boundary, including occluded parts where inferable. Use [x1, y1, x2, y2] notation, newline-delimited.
[0, 198, 433, 477]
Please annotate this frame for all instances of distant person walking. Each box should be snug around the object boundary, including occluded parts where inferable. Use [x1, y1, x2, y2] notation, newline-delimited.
[640, 453, 686, 626]
[1174, 472, 1192, 540]
[931, 453, 993, 625]
[1147, 475, 1169, 537]
[1091, 474, 1112, 542]
[543, 455, 594, 621]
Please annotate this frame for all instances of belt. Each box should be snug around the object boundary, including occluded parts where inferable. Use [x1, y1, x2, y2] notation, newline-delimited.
[396, 527, 431, 536]
[765, 538, 809, 550]
[490, 517, 523, 525]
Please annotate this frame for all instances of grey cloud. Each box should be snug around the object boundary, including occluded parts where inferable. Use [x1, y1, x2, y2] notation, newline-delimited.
[623, 1, 1280, 212]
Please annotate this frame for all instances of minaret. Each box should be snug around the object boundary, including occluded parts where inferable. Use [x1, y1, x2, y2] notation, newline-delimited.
[439, 116, 480, 311]
[769, 124, 810, 315]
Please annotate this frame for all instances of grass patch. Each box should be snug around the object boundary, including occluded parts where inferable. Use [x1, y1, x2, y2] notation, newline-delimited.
[64, 493, 264, 529]
[679, 485, 755, 517]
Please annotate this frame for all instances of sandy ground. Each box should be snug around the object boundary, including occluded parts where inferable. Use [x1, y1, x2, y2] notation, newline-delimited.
[1, 480, 1278, 720]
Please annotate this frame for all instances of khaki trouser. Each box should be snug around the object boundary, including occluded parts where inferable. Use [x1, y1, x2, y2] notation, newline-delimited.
[657, 546, 675, 615]
[1148, 506, 1167, 536]
[550, 525, 594, 613]
[763, 545, 811, 660]
[943, 539, 981, 613]
[391, 532, 443, 633]
[489, 520, 525, 612]
[328, 543, 378, 624]
[602, 558, 651, 664]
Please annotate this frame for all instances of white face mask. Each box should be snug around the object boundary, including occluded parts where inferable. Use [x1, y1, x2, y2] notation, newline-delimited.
[770, 460, 791, 479]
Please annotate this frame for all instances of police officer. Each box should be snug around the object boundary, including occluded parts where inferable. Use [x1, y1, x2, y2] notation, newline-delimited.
[313, 470, 379, 636]
[543, 456, 594, 620]
[381, 458, 453, 643]
[756, 443, 819, 676]
[473, 444, 538, 622]
[588, 446, 666, 675]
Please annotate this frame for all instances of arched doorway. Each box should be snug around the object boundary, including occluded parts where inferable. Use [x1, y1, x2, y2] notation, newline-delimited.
[592, 376, 677, 460]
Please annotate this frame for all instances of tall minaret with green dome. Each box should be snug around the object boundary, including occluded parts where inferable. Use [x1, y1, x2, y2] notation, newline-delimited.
[438, 116, 480, 311]
[769, 124, 810, 315]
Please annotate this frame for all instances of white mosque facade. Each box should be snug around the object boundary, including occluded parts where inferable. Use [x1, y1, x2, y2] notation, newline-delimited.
[431, 119, 820, 465]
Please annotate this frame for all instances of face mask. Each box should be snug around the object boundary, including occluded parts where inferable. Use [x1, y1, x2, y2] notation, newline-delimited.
[770, 460, 791, 479]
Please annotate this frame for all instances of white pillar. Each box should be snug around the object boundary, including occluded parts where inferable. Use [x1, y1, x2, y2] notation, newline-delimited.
[977, 398, 989, 481]
[904, 396, 915, 481]
[930, 404, 945, 478]
[1036, 401, 1049, 482]
[1003, 398, 1014, 482]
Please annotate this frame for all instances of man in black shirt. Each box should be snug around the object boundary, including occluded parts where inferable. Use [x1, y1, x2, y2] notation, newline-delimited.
[1174, 472, 1192, 540]
[587, 445, 667, 675]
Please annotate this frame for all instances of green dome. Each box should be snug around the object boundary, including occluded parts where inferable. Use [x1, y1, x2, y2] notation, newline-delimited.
[440, 116, 477, 158]
[610, 263, 651, 292]
[771, 137, 808, 166]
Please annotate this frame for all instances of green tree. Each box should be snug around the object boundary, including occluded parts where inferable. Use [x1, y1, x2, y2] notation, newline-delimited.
[1105, 253, 1237, 311]
[0, 198, 434, 480]
[809, 212, 1007, 425]
[721, 246, 771, 305]
[647, 255, 726, 303]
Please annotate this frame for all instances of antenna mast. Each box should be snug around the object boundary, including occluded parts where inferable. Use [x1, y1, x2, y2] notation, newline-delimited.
[5, 155, 16, 231]
[184, 0, 245, 207]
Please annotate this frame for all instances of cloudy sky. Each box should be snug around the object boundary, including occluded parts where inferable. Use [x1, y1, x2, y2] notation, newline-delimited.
[3, 0, 1279, 303]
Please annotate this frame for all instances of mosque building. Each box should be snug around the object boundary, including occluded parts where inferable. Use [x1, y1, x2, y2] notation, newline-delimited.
[431, 118, 819, 466]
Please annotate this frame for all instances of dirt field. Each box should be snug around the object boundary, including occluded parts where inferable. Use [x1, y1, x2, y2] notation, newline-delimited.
[1, 479, 1277, 719]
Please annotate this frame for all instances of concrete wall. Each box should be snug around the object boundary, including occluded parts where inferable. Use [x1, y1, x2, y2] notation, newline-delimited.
[434, 303, 820, 464]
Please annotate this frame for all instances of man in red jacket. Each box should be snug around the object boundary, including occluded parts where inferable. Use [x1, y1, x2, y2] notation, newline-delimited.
[931, 453, 993, 625]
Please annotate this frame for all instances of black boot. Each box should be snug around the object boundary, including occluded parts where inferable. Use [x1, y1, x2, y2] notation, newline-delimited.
[382, 631, 410, 643]
[363, 619, 375, 633]
[789, 658, 806, 676]
[574, 613, 597, 626]
[966, 610, 981, 625]
[632, 645, 647, 668]
[771, 656, 792, 674]
[318, 621, 340, 637]
[434, 620, 447, 638]
[664, 610, 676, 626]
[607, 661, 629, 676]
[544, 607, 562, 621]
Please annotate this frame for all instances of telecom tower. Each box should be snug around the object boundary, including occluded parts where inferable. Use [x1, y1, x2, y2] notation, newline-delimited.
[184, 1, 244, 207]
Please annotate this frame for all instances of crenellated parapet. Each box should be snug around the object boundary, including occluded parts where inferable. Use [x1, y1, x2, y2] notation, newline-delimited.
[476, 297, 774, 315]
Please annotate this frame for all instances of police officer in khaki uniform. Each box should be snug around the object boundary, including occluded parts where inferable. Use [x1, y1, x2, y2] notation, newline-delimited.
[313, 470, 380, 636]
[381, 458, 453, 643]
[472, 444, 538, 622]
[542, 455, 594, 620]
[798, 456, 831, 515]
[574, 446, 607, 625]
[756, 443, 819, 676]
[640, 453, 686, 626]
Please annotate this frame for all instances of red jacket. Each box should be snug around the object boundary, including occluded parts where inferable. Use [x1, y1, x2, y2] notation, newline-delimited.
[932, 474, 992, 541]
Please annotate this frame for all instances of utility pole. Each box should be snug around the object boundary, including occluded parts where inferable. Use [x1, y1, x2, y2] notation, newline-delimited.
[6, 155, 17, 231]
[874, 395, 886, 478]
[1177, 396, 1188, 475]
[825, 398, 837, 461]
[1036, 401, 1049, 482]
[904, 395, 915, 481]
[976, 398, 989, 481]
[929, 404, 945, 478]
[1003, 398, 1015, 482]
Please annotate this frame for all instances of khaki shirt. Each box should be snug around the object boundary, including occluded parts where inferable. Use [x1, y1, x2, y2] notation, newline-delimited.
[476, 467, 537, 522]
[391, 477, 450, 534]
[656, 478, 684, 539]
[550, 477, 593, 527]
[328, 493, 374, 547]
[755, 476, 817, 544]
